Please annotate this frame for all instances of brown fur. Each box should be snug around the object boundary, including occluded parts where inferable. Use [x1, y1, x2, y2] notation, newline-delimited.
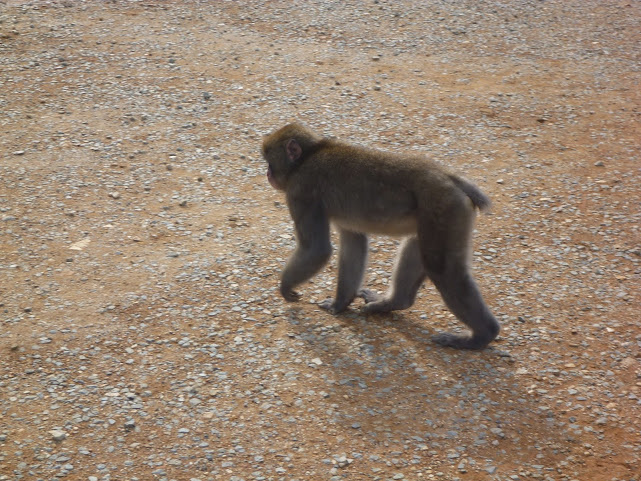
[262, 122, 499, 350]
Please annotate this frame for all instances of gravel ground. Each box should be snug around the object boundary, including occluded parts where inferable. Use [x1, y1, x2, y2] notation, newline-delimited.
[1, 1, 640, 480]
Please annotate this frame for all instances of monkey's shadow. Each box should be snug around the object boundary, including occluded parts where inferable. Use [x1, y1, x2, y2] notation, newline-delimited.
[282, 304, 537, 445]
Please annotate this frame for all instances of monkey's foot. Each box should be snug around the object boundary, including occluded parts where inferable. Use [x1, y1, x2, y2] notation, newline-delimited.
[357, 289, 381, 304]
[432, 332, 490, 350]
[361, 300, 396, 314]
[318, 298, 349, 314]
[359, 290, 405, 314]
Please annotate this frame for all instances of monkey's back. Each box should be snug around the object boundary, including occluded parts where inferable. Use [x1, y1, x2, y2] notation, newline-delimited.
[289, 141, 465, 236]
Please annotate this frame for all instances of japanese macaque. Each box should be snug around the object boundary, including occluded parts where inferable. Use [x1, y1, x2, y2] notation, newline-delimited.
[262, 122, 499, 350]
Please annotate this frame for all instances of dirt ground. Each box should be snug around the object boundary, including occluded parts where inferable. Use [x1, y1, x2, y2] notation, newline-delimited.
[1, 1, 640, 480]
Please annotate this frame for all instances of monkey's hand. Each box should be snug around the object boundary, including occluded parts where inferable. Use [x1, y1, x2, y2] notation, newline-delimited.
[280, 285, 302, 302]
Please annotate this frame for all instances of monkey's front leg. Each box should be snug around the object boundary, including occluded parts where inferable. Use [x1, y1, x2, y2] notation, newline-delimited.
[280, 205, 332, 302]
[319, 230, 368, 314]
[281, 244, 332, 301]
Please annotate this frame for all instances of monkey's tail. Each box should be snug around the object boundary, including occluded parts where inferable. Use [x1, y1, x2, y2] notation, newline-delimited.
[449, 175, 491, 211]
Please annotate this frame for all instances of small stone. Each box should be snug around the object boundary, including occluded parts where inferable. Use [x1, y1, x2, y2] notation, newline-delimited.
[109, 191, 121, 199]
[621, 357, 637, 369]
[69, 238, 91, 251]
[335, 456, 352, 468]
[49, 430, 67, 441]
[13, 150, 25, 156]
[594, 161, 604, 167]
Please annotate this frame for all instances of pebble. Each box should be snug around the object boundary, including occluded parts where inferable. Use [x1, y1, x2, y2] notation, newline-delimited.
[49, 430, 67, 442]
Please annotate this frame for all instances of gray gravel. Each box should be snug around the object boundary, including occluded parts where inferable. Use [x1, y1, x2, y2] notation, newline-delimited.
[1, 1, 640, 480]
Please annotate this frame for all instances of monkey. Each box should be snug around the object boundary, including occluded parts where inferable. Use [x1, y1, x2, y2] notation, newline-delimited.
[261, 122, 500, 350]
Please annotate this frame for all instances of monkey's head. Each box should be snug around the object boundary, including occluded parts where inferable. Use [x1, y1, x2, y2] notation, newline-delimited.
[262, 122, 323, 191]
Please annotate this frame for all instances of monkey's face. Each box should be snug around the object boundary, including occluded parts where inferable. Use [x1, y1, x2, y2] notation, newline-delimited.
[261, 140, 287, 191]
[266, 164, 285, 191]
[262, 123, 313, 192]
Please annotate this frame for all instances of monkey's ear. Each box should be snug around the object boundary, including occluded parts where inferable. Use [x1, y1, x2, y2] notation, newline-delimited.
[285, 139, 303, 163]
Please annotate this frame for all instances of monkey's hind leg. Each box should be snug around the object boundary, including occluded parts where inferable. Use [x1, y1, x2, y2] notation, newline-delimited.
[418, 204, 499, 350]
[361, 237, 426, 314]
[319, 230, 368, 314]
[427, 261, 499, 350]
